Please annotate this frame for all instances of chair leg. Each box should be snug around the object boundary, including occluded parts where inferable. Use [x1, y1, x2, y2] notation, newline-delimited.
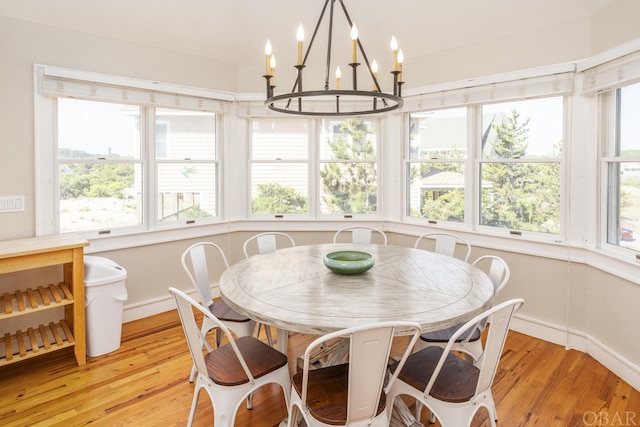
[264, 325, 273, 346]
[189, 364, 197, 383]
[215, 329, 222, 347]
[187, 383, 202, 427]
[246, 393, 253, 410]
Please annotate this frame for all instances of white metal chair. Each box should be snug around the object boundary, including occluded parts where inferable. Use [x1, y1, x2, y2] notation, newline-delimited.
[287, 321, 421, 427]
[414, 232, 472, 262]
[386, 298, 524, 427]
[242, 232, 296, 345]
[169, 287, 290, 427]
[416, 255, 511, 362]
[242, 231, 296, 258]
[333, 226, 388, 245]
[181, 242, 256, 382]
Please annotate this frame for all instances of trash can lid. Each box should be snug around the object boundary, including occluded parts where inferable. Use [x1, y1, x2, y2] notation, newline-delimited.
[84, 256, 127, 287]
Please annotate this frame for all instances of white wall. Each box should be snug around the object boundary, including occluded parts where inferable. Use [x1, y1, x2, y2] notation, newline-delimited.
[0, 5, 639, 390]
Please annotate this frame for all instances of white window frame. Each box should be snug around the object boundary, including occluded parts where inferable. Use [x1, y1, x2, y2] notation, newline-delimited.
[579, 45, 640, 258]
[405, 107, 470, 226]
[248, 117, 313, 219]
[401, 64, 573, 243]
[247, 116, 382, 220]
[598, 87, 640, 256]
[475, 96, 565, 238]
[34, 65, 232, 239]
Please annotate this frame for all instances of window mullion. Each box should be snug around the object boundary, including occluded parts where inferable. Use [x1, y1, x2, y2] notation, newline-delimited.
[145, 107, 155, 230]
[310, 119, 318, 219]
[469, 105, 480, 232]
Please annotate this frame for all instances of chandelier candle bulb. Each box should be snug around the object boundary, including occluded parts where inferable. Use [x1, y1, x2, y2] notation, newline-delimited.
[270, 55, 276, 84]
[336, 66, 341, 90]
[265, 40, 272, 75]
[297, 24, 304, 66]
[391, 35, 398, 71]
[398, 49, 404, 81]
[351, 24, 358, 63]
[372, 59, 378, 90]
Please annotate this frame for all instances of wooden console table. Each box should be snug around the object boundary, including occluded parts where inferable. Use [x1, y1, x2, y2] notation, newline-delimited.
[0, 234, 89, 366]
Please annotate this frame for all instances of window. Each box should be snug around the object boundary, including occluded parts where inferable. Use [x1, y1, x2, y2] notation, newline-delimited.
[480, 97, 563, 234]
[249, 117, 379, 217]
[604, 83, 640, 252]
[58, 99, 143, 232]
[405, 96, 564, 236]
[57, 100, 220, 234]
[407, 107, 467, 222]
[155, 108, 219, 224]
[36, 65, 228, 237]
[320, 118, 378, 215]
[249, 118, 309, 216]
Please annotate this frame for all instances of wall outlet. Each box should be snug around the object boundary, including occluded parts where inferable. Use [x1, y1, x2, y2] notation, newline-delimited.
[0, 196, 25, 213]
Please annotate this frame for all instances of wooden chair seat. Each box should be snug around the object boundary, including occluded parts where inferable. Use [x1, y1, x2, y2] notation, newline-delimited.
[420, 323, 481, 343]
[208, 300, 252, 323]
[392, 346, 479, 403]
[205, 336, 288, 386]
[292, 363, 386, 425]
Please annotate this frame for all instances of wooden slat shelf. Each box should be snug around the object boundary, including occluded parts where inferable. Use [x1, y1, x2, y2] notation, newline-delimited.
[0, 320, 75, 367]
[0, 282, 74, 320]
[0, 234, 88, 367]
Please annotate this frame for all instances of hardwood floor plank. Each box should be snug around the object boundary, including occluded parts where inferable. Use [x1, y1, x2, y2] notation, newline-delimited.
[0, 311, 638, 426]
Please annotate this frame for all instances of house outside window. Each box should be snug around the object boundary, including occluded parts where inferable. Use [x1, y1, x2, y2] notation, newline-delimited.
[604, 82, 640, 252]
[407, 107, 467, 223]
[249, 118, 309, 216]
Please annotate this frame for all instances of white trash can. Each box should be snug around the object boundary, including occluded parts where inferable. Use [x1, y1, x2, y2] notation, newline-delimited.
[84, 256, 128, 357]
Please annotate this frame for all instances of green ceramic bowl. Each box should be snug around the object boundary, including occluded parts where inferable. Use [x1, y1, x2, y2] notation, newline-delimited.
[323, 251, 375, 275]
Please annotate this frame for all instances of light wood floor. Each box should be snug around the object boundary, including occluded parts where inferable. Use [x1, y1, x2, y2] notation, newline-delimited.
[1, 310, 638, 427]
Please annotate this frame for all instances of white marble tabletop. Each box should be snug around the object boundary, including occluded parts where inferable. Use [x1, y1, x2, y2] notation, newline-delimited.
[220, 243, 494, 339]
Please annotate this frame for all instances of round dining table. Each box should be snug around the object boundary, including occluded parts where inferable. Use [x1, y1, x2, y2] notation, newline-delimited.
[219, 243, 494, 352]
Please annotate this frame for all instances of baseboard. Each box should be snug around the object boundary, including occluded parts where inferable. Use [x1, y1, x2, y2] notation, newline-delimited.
[511, 314, 640, 392]
[122, 286, 221, 323]
[122, 293, 640, 392]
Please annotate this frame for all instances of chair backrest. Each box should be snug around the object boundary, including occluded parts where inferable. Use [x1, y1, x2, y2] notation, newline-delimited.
[471, 255, 510, 296]
[414, 232, 471, 262]
[422, 298, 524, 399]
[300, 321, 421, 424]
[169, 287, 256, 383]
[181, 242, 230, 305]
[332, 226, 388, 245]
[243, 232, 296, 258]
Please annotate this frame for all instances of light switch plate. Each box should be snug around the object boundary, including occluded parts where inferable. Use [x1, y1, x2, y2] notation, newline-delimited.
[0, 196, 25, 213]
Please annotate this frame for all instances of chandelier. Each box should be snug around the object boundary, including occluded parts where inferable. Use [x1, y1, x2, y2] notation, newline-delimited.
[263, 0, 404, 116]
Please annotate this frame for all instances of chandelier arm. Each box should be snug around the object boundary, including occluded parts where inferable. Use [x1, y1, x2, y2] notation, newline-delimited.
[305, 0, 330, 67]
[286, 0, 331, 111]
[337, 0, 381, 92]
[324, 0, 336, 90]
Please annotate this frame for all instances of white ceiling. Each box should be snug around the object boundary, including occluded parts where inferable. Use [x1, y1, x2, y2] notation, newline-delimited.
[0, 0, 615, 67]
